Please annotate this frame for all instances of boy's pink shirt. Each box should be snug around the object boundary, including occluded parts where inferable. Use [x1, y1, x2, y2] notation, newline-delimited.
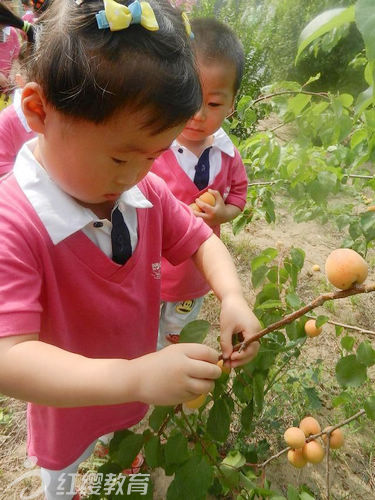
[0, 103, 35, 176]
[151, 145, 248, 301]
[0, 28, 20, 77]
[0, 168, 212, 469]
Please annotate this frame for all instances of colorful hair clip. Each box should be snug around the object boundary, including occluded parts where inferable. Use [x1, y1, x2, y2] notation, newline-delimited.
[181, 11, 194, 39]
[96, 0, 159, 32]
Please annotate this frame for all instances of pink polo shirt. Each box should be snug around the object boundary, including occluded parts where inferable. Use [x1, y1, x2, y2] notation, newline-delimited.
[151, 129, 248, 301]
[0, 147, 212, 469]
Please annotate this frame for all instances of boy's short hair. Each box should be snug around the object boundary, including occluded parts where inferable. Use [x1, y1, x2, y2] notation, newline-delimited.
[190, 17, 244, 94]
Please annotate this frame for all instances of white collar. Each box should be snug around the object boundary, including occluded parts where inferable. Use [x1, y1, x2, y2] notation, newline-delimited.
[13, 88, 32, 133]
[172, 127, 235, 157]
[13, 139, 152, 245]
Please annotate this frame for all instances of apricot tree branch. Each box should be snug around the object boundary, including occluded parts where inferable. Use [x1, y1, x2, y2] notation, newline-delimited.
[235, 283, 375, 354]
[251, 409, 365, 470]
[252, 90, 330, 105]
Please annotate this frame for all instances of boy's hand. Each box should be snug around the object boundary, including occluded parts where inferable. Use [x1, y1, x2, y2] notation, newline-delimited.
[194, 190, 240, 227]
[219, 294, 261, 369]
[133, 343, 221, 406]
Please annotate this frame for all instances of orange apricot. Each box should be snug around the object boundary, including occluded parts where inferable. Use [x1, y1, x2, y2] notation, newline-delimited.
[189, 202, 202, 213]
[325, 248, 368, 290]
[302, 440, 325, 464]
[183, 393, 207, 410]
[299, 416, 321, 437]
[199, 191, 216, 206]
[287, 448, 307, 468]
[284, 427, 306, 449]
[304, 319, 323, 338]
[217, 359, 231, 375]
[322, 426, 344, 449]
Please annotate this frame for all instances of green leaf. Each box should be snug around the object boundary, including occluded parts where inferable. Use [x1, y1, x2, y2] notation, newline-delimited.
[179, 320, 210, 343]
[300, 493, 316, 500]
[355, 86, 374, 115]
[341, 335, 355, 352]
[241, 401, 254, 431]
[338, 93, 354, 107]
[144, 435, 163, 468]
[296, 7, 355, 63]
[252, 265, 268, 289]
[251, 248, 278, 271]
[111, 431, 144, 468]
[356, 0, 375, 60]
[207, 398, 231, 442]
[287, 93, 311, 115]
[350, 128, 368, 149]
[304, 386, 322, 410]
[357, 341, 375, 367]
[335, 355, 367, 387]
[290, 248, 305, 270]
[222, 450, 246, 469]
[167, 456, 213, 500]
[165, 434, 189, 466]
[287, 485, 299, 500]
[360, 211, 375, 243]
[253, 372, 265, 412]
[256, 299, 284, 310]
[285, 292, 301, 309]
[315, 315, 329, 328]
[148, 406, 172, 432]
[364, 395, 375, 419]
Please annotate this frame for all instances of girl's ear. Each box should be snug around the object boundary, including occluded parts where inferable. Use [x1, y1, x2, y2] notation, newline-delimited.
[21, 82, 48, 133]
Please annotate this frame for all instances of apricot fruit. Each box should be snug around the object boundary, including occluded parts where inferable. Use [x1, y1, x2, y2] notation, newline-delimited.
[366, 205, 375, 212]
[183, 393, 207, 410]
[199, 191, 216, 206]
[304, 319, 323, 338]
[302, 440, 325, 464]
[284, 427, 306, 449]
[325, 248, 368, 290]
[322, 426, 344, 449]
[299, 416, 321, 437]
[217, 359, 231, 375]
[189, 202, 202, 212]
[311, 264, 320, 272]
[287, 448, 307, 468]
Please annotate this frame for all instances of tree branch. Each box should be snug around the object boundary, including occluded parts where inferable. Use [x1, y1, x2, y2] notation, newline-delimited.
[252, 90, 330, 105]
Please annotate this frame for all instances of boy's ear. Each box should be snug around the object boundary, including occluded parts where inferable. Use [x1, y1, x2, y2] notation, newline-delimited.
[21, 82, 48, 134]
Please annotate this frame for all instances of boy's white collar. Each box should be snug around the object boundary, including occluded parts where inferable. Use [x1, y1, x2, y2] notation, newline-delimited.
[173, 127, 235, 157]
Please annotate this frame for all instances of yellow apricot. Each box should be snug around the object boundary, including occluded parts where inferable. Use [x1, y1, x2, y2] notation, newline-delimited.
[183, 393, 207, 410]
[322, 426, 344, 449]
[299, 416, 321, 437]
[199, 191, 216, 206]
[311, 264, 320, 272]
[366, 205, 375, 212]
[189, 202, 202, 213]
[217, 359, 231, 375]
[304, 319, 323, 338]
[284, 427, 306, 449]
[287, 448, 307, 468]
[302, 440, 325, 464]
[325, 248, 368, 290]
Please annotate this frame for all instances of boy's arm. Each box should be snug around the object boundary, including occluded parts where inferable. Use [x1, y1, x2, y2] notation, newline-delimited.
[192, 233, 260, 368]
[0, 333, 221, 407]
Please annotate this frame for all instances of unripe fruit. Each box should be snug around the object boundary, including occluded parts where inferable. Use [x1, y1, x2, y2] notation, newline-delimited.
[299, 416, 321, 437]
[189, 202, 202, 212]
[284, 427, 306, 449]
[287, 448, 307, 468]
[199, 191, 216, 206]
[304, 319, 323, 338]
[311, 264, 320, 272]
[217, 359, 231, 375]
[302, 440, 325, 463]
[183, 393, 207, 410]
[325, 248, 368, 290]
[322, 427, 344, 449]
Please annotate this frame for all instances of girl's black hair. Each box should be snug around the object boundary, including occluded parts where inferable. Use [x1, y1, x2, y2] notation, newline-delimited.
[190, 17, 245, 94]
[26, 0, 202, 131]
[0, 2, 35, 42]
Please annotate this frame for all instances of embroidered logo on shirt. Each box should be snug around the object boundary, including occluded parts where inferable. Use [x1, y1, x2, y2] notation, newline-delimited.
[151, 262, 161, 280]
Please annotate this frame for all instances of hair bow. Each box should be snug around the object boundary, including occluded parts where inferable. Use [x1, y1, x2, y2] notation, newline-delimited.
[96, 0, 159, 32]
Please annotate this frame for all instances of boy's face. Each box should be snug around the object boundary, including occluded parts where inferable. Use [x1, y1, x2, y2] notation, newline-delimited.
[32, 104, 183, 208]
[178, 58, 236, 146]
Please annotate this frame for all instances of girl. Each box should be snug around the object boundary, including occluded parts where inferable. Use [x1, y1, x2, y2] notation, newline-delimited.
[0, 1, 260, 498]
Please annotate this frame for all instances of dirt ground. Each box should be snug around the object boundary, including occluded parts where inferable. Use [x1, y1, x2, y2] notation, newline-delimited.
[0, 199, 374, 499]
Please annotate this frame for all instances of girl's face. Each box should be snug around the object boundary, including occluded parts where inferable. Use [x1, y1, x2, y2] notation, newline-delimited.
[34, 106, 183, 208]
[178, 57, 236, 146]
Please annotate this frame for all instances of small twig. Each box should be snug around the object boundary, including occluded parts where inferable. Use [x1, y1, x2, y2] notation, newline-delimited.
[306, 314, 375, 337]
[247, 180, 279, 187]
[234, 284, 375, 355]
[252, 90, 330, 105]
[157, 404, 182, 436]
[345, 174, 375, 180]
[326, 434, 331, 500]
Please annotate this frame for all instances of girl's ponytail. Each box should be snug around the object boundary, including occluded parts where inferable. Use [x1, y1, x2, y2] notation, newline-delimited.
[0, 2, 35, 43]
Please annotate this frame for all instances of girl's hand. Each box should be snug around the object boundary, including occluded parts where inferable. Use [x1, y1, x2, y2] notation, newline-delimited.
[133, 343, 221, 406]
[219, 294, 261, 369]
[194, 190, 240, 227]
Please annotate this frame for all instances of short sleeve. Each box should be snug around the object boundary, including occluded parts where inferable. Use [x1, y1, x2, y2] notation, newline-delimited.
[225, 148, 248, 210]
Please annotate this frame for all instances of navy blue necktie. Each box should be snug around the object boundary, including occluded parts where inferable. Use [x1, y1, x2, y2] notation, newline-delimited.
[111, 206, 132, 265]
[193, 147, 211, 190]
